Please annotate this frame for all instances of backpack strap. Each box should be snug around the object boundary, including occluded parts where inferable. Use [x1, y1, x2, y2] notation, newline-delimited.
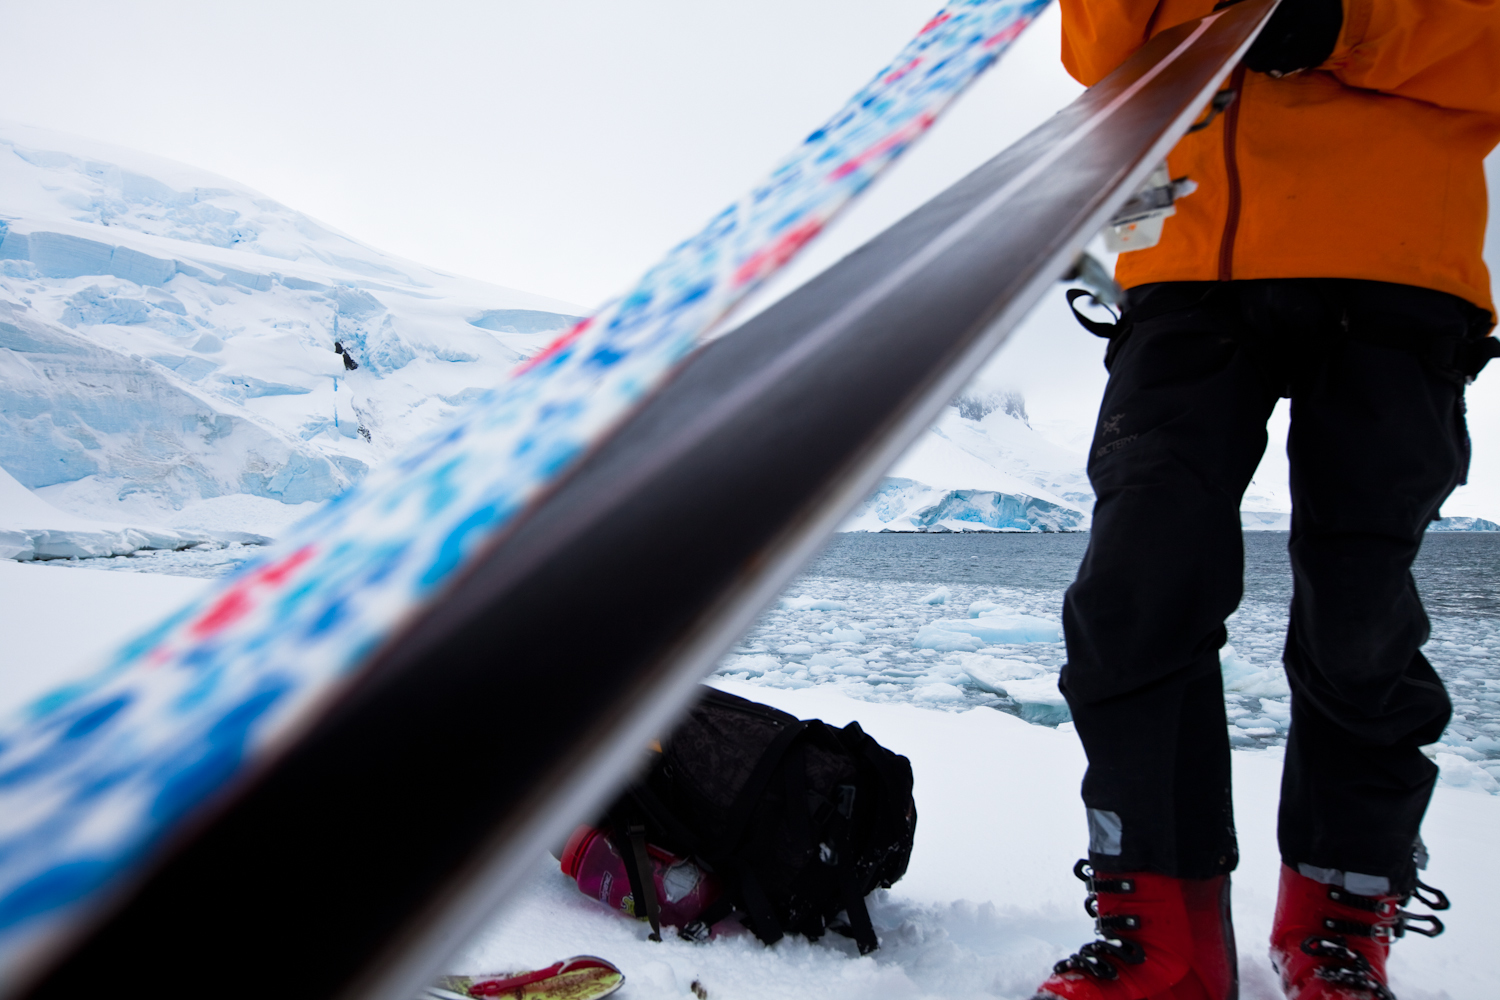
[837, 865, 879, 955]
[815, 744, 881, 956]
[626, 782, 704, 859]
[719, 717, 809, 856]
[625, 821, 663, 942]
[738, 866, 785, 946]
[606, 801, 663, 942]
[781, 740, 812, 860]
[720, 726, 808, 947]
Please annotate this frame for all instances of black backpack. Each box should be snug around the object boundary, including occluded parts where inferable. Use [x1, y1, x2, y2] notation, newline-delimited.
[603, 687, 916, 954]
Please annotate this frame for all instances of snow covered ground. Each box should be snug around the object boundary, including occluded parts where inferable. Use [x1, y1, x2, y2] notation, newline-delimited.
[2, 556, 1495, 1000]
[462, 681, 1499, 1000]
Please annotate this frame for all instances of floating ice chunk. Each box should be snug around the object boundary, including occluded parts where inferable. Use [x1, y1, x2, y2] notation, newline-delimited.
[779, 595, 847, 611]
[913, 682, 966, 703]
[778, 642, 815, 656]
[819, 627, 865, 643]
[1234, 724, 1279, 738]
[922, 613, 1061, 645]
[807, 652, 867, 675]
[911, 626, 984, 652]
[996, 676, 1070, 725]
[1219, 645, 1291, 697]
[1259, 698, 1291, 724]
[958, 655, 1069, 723]
[1434, 753, 1500, 794]
[959, 654, 1048, 691]
[720, 653, 778, 677]
[918, 586, 951, 605]
[967, 601, 1001, 618]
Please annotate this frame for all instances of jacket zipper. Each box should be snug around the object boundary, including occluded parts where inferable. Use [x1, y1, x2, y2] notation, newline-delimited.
[1217, 64, 1247, 281]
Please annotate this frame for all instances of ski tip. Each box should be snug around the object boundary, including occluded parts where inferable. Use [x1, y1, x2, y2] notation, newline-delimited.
[428, 956, 624, 1000]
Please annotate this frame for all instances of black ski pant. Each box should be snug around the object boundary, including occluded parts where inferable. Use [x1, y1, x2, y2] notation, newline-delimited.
[1059, 278, 1487, 893]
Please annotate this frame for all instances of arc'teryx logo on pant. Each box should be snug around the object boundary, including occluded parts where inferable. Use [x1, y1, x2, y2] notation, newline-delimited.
[1096, 413, 1137, 458]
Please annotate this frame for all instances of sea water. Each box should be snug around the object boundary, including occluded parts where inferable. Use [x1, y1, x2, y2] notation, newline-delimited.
[719, 532, 1500, 778]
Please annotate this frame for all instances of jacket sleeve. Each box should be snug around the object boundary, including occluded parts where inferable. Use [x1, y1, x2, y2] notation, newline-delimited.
[1059, 0, 1162, 86]
[1326, 0, 1500, 114]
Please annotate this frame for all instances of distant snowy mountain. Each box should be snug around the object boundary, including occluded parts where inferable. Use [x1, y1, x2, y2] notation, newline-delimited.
[1430, 516, 1500, 532]
[843, 385, 1094, 532]
[0, 120, 583, 535]
[847, 383, 1500, 534]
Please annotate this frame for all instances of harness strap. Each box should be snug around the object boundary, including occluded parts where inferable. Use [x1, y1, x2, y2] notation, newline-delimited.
[1185, 87, 1237, 134]
[1066, 288, 1124, 339]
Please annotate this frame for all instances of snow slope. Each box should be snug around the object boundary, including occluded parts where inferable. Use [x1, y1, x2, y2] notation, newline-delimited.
[0, 120, 584, 528]
[0, 564, 1492, 1000]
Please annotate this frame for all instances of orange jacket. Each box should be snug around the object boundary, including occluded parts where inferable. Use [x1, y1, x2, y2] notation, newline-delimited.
[1061, 0, 1500, 319]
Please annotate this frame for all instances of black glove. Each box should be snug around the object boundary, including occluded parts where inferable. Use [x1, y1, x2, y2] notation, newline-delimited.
[1243, 0, 1343, 76]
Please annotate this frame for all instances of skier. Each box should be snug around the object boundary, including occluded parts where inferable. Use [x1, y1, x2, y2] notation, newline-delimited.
[1035, 2, 1500, 999]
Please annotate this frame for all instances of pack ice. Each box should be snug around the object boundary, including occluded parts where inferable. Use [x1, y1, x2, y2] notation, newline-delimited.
[0, 120, 583, 549]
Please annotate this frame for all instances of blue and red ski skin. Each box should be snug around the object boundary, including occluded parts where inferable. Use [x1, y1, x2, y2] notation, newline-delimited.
[0, 0, 1049, 985]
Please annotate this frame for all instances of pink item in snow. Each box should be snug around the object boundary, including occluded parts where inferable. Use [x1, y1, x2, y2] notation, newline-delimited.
[560, 825, 722, 931]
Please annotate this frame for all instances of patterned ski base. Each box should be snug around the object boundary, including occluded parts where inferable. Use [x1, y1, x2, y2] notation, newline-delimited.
[0, 0, 1049, 987]
[421, 957, 624, 1000]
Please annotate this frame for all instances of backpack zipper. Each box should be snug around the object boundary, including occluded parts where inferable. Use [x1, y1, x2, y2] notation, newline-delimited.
[1217, 64, 1247, 281]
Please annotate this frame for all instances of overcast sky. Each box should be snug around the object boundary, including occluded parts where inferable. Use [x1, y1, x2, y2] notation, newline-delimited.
[1, 0, 1496, 516]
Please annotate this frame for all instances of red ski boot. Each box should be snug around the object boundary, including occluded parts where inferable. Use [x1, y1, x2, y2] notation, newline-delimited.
[1269, 864, 1449, 1000]
[1033, 861, 1237, 1000]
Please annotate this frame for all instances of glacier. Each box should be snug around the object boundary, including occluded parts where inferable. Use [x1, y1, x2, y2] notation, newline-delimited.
[0, 119, 584, 541]
[842, 385, 1094, 533]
